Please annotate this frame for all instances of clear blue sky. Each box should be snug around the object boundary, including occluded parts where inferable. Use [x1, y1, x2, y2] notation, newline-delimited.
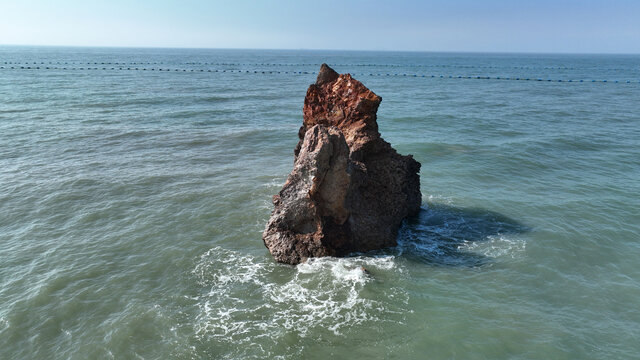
[1, 0, 638, 53]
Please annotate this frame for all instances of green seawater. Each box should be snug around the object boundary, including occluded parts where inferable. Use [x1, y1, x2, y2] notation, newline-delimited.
[1, 47, 639, 359]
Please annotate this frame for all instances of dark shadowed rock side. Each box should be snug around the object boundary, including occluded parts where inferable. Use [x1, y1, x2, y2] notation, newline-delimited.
[263, 64, 421, 264]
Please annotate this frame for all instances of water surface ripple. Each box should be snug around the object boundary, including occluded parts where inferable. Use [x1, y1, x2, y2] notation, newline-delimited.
[1, 47, 639, 359]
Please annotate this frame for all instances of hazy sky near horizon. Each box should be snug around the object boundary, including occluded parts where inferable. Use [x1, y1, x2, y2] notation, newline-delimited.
[1, 0, 639, 53]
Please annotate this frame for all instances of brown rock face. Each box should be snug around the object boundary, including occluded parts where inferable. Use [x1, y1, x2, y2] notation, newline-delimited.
[263, 64, 421, 264]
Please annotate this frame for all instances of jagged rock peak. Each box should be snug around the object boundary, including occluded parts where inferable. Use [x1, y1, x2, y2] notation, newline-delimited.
[316, 63, 339, 85]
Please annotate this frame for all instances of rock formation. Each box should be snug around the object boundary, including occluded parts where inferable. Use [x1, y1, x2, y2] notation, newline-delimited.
[263, 64, 421, 264]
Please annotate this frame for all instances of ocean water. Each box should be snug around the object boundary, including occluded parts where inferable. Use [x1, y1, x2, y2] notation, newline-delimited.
[1, 46, 639, 359]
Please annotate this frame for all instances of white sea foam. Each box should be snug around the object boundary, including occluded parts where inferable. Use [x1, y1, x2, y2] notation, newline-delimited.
[459, 235, 526, 259]
[426, 193, 454, 205]
[192, 247, 408, 357]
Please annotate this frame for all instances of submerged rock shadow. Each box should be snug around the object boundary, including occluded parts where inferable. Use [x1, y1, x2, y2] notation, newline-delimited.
[394, 202, 529, 267]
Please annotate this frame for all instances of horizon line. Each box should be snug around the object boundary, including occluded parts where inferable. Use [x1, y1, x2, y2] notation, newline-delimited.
[1, 43, 639, 56]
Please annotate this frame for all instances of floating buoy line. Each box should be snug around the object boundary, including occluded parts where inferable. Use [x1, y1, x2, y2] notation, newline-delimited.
[1, 62, 638, 84]
[2, 60, 639, 72]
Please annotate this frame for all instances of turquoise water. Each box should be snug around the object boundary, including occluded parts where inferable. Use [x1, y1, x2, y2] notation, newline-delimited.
[1, 47, 639, 359]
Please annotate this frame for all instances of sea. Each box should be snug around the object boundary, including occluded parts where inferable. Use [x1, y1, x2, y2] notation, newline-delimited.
[1, 46, 639, 359]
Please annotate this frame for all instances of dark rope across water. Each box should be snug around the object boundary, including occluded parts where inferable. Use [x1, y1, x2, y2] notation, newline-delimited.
[1, 63, 638, 84]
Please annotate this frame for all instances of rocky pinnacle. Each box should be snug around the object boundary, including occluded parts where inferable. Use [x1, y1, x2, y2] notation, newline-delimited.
[263, 64, 421, 264]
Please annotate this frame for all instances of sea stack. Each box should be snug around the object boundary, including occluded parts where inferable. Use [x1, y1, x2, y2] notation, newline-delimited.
[263, 64, 421, 264]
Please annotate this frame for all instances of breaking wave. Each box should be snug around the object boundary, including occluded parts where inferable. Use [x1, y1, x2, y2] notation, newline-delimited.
[191, 247, 409, 358]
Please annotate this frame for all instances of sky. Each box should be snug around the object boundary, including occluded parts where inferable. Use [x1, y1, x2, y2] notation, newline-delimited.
[0, 0, 639, 53]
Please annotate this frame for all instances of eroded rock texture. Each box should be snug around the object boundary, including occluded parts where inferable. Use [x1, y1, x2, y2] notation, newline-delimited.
[263, 64, 421, 264]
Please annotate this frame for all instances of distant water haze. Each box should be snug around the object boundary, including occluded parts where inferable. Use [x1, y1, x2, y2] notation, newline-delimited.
[0, 47, 639, 359]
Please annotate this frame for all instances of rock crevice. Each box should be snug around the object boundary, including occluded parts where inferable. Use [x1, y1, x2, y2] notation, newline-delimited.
[263, 64, 421, 264]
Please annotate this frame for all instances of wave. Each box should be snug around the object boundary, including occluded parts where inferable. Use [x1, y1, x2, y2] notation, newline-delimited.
[191, 247, 409, 358]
